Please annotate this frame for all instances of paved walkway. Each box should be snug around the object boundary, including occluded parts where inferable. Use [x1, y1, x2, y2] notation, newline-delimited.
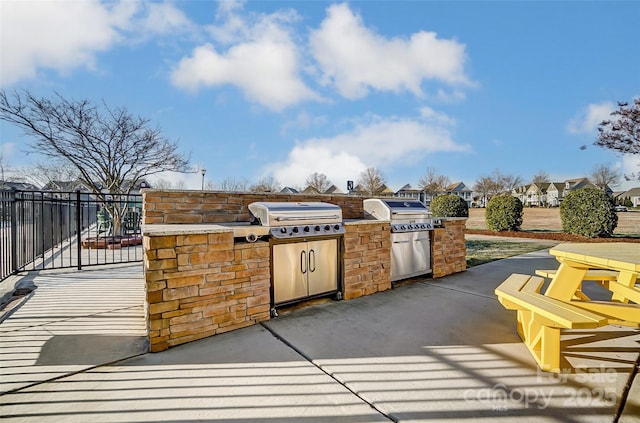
[0, 249, 638, 422]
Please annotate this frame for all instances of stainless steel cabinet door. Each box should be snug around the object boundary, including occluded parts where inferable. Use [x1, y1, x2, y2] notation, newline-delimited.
[272, 243, 308, 303]
[391, 232, 430, 281]
[307, 239, 338, 296]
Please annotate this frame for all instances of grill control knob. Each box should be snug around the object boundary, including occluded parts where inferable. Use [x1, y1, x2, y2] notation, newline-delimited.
[315, 225, 321, 231]
[334, 224, 340, 231]
[325, 225, 331, 231]
[401, 225, 406, 230]
[280, 227, 287, 234]
[304, 226, 310, 232]
[292, 227, 299, 233]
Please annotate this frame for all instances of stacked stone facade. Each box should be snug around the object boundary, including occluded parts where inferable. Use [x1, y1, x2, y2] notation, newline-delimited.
[143, 190, 467, 351]
[144, 230, 270, 352]
[431, 218, 467, 278]
[343, 221, 392, 300]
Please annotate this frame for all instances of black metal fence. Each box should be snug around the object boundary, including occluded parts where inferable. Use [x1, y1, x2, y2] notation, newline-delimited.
[0, 189, 143, 282]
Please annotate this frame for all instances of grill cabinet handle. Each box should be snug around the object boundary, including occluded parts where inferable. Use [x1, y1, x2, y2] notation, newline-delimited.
[309, 249, 316, 273]
[300, 250, 307, 274]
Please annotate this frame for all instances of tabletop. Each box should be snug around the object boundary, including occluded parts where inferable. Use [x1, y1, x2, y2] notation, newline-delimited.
[549, 243, 640, 272]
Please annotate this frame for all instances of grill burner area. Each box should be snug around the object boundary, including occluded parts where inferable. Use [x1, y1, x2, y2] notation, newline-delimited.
[249, 202, 345, 239]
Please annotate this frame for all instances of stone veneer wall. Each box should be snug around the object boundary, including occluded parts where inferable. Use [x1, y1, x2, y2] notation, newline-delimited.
[144, 231, 271, 352]
[343, 221, 392, 300]
[143, 190, 366, 225]
[431, 218, 467, 278]
[142, 190, 467, 351]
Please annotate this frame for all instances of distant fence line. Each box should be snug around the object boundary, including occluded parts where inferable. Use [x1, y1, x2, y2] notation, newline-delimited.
[0, 189, 143, 282]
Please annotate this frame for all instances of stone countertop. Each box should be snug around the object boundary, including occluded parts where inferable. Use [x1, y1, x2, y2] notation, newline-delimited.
[142, 223, 270, 237]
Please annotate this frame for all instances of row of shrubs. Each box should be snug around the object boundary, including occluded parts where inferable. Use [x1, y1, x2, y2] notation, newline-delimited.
[430, 188, 618, 238]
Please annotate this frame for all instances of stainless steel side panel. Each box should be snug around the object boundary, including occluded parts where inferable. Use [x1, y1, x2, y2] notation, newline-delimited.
[272, 243, 308, 303]
[307, 239, 338, 296]
[391, 231, 431, 281]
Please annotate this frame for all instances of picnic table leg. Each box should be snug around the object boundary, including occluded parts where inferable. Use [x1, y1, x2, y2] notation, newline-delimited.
[610, 271, 638, 304]
[540, 326, 561, 372]
[516, 310, 562, 372]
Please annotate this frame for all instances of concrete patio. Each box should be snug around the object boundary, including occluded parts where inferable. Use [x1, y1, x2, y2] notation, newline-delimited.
[0, 247, 638, 422]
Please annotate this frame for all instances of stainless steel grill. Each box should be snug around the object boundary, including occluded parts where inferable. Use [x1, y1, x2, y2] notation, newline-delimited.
[249, 202, 345, 238]
[248, 201, 344, 315]
[363, 199, 438, 281]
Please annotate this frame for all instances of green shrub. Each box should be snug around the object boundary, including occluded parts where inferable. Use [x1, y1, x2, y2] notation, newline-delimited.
[485, 195, 523, 231]
[430, 194, 469, 217]
[560, 188, 617, 237]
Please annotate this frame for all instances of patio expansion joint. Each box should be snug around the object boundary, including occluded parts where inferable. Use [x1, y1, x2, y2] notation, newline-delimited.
[419, 280, 497, 301]
[260, 321, 397, 423]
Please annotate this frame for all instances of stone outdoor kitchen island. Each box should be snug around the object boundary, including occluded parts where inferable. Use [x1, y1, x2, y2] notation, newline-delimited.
[142, 190, 467, 352]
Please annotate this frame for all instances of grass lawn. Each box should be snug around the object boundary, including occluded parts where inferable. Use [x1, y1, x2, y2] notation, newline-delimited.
[466, 239, 553, 268]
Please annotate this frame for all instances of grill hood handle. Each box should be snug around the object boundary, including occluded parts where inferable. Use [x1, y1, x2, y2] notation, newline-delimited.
[274, 214, 340, 222]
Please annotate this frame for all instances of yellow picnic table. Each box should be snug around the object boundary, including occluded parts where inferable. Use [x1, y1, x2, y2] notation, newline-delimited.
[548, 243, 640, 310]
[495, 242, 640, 372]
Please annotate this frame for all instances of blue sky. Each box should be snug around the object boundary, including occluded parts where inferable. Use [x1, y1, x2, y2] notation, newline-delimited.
[1, 0, 639, 192]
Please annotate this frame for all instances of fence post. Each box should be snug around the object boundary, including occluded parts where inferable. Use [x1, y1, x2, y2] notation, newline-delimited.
[10, 188, 18, 274]
[76, 190, 82, 270]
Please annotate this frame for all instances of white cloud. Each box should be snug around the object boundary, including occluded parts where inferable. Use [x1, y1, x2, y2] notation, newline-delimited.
[0, 0, 193, 87]
[1, 0, 127, 86]
[567, 102, 615, 134]
[266, 110, 469, 188]
[135, 2, 193, 37]
[172, 6, 318, 111]
[309, 3, 472, 99]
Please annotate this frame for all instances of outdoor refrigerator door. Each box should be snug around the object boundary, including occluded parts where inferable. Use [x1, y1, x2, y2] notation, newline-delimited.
[272, 243, 308, 303]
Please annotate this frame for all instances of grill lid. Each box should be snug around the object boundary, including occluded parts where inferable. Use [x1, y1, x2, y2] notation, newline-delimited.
[249, 202, 342, 227]
[363, 199, 439, 233]
[248, 202, 345, 238]
[363, 199, 430, 221]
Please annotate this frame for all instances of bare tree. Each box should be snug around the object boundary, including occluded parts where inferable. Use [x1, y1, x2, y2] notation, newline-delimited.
[16, 159, 80, 190]
[531, 171, 550, 185]
[473, 176, 494, 206]
[153, 178, 186, 190]
[474, 169, 522, 205]
[305, 172, 332, 193]
[595, 98, 640, 181]
[590, 164, 620, 190]
[357, 167, 386, 195]
[217, 177, 249, 192]
[0, 89, 190, 234]
[418, 167, 450, 197]
[0, 150, 7, 182]
[250, 176, 281, 193]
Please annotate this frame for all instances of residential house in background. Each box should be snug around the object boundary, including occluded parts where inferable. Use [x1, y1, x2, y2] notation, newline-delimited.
[280, 186, 300, 194]
[526, 182, 550, 206]
[0, 180, 40, 191]
[445, 182, 473, 208]
[395, 184, 422, 200]
[513, 177, 613, 207]
[545, 183, 565, 207]
[615, 187, 640, 207]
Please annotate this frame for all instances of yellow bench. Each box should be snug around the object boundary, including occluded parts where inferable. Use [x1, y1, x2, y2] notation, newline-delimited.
[496, 273, 608, 372]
